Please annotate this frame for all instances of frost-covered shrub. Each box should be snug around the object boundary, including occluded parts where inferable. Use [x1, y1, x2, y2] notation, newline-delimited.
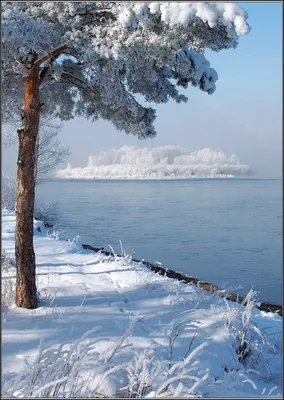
[34, 202, 61, 228]
[2, 176, 62, 229]
[1, 251, 15, 272]
[2, 174, 61, 228]
[1, 279, 15, 312]
[1, 251, 16, 311]
[1, 174, 17, 211]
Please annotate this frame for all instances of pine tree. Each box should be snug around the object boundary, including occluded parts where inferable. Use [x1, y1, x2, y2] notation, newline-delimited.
[2, 2, 250, 308]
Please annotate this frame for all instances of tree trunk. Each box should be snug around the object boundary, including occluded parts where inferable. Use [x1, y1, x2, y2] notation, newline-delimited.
[15, 57, 40, 309]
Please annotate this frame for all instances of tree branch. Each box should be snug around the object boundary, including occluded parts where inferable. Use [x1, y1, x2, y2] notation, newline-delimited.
[39, 56, 60, 85]
[61, 71, 99, 94]
[69, 9, 115, 20]
[36, 44, 68, 67]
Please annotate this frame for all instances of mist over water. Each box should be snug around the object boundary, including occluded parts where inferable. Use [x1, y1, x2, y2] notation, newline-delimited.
[36, 178, 282, 304]
[56, 146, 251, 180]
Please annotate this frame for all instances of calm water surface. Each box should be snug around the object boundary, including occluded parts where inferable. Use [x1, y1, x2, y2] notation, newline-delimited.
[36, 179, 282, 304]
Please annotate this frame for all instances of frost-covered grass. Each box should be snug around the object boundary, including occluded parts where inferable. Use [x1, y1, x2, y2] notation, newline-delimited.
[1, 209, 282, 398]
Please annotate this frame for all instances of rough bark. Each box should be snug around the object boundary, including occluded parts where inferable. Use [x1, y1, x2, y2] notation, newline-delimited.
[15, 55, 40, 309]
[14, 46, 68, 309]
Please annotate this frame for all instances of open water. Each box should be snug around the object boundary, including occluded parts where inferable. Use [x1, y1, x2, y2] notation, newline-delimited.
[36, 179, 282, 304]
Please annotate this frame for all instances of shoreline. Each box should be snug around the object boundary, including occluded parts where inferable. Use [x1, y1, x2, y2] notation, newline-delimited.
[3, 210, 282, 397]
[82, 243, 282, 317]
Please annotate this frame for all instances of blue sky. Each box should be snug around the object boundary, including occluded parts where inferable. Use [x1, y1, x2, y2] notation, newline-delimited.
[3, 2, 283, 177]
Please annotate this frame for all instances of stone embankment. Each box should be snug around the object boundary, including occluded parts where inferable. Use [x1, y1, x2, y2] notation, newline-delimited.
[82, 243, 282, 317]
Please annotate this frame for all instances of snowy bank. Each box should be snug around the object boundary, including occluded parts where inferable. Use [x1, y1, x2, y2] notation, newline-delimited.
[2, 209, 282, 397]
[55, 146, 251, 180]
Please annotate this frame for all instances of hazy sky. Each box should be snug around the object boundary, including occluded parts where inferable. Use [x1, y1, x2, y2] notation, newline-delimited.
[3, 2, 282, 178]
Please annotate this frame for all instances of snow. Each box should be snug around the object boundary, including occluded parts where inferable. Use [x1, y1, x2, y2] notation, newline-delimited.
[3, 3, 251, 138]
[119, 3, 250, 38]
[2, 209, 282, 397]
[2, 7, 60, 59]
[55, 145, 251, 180]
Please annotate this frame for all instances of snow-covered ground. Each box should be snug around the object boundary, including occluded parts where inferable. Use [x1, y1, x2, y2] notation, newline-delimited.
[2, 209, 282, 397]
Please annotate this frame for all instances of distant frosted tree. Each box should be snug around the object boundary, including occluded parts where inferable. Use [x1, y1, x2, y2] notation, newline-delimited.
[2, 2, 250, 308]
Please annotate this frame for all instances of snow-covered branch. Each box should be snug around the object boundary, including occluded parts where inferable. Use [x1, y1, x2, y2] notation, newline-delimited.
[37, 44, 68, 67]
[2, 2, 251, 137]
